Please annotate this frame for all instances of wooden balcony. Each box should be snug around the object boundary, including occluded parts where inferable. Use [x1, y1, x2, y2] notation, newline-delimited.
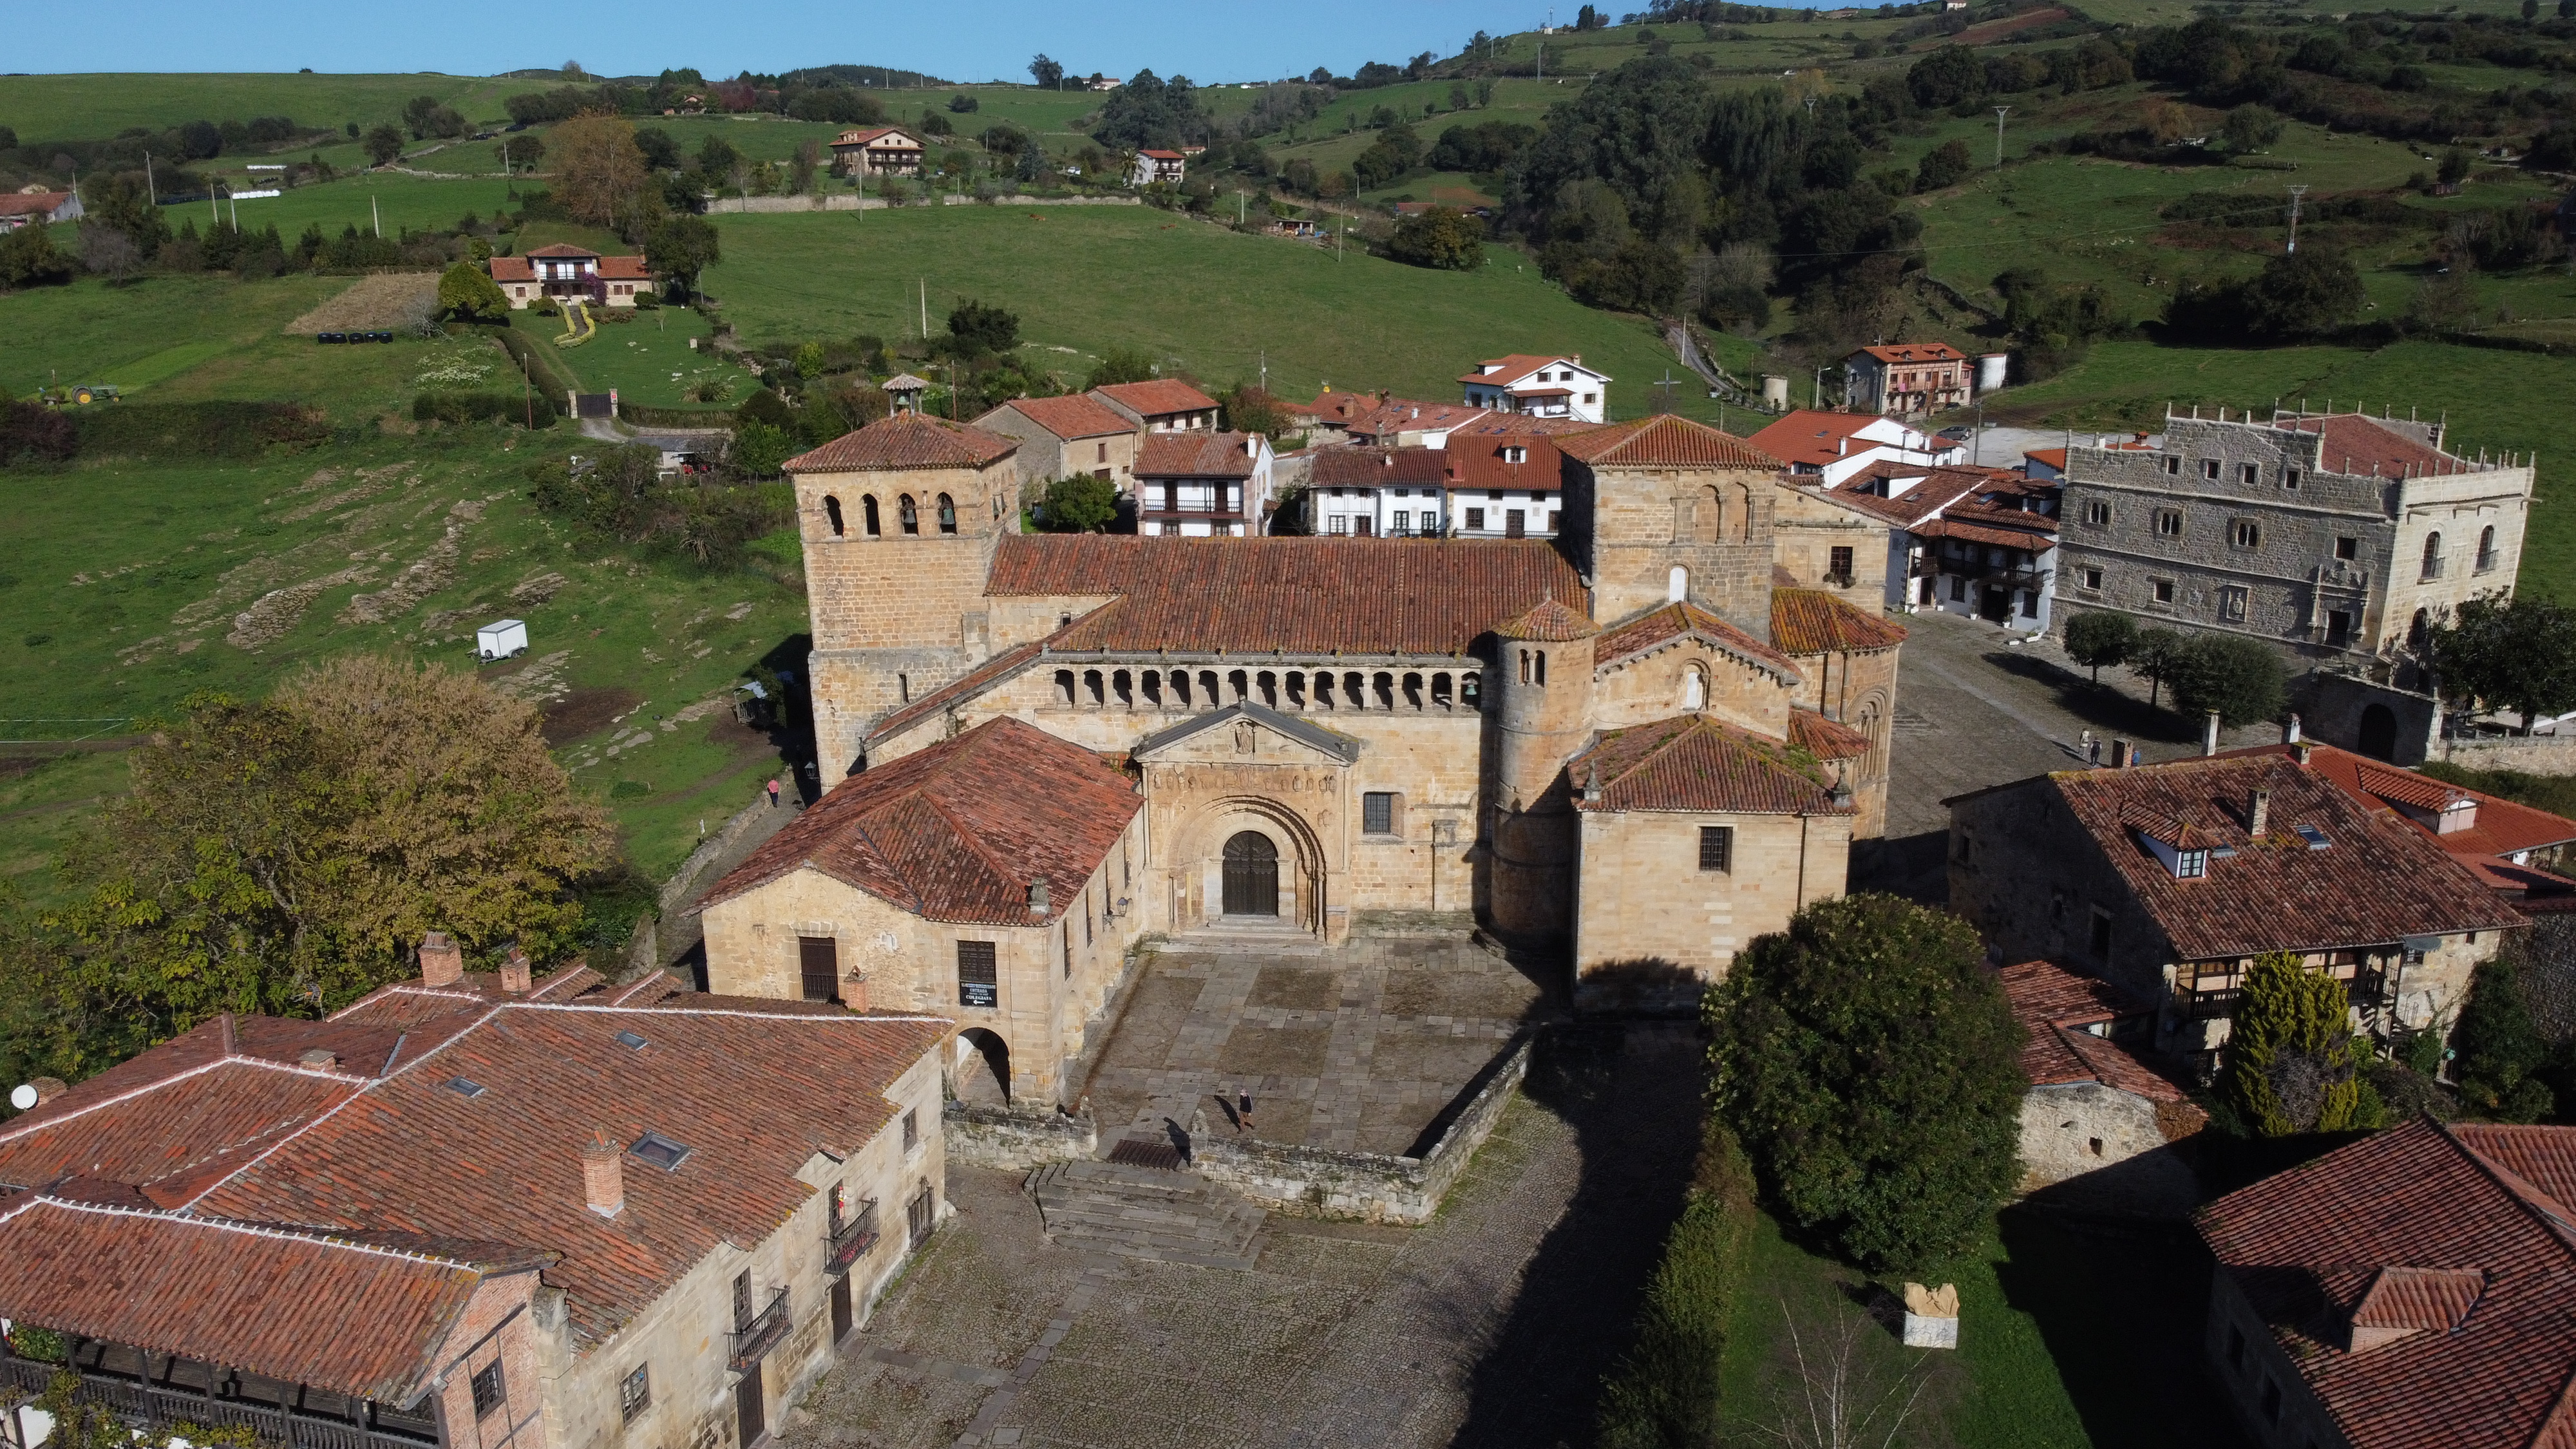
[1, 1350, 437, 1449]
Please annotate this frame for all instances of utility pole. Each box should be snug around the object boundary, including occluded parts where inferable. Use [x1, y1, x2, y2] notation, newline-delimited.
[1993, 106, 2011, 169]
[144, 152, 154, 205]
[2285, 184, 2309, 255]
[372, 193, 381, 237]
[1237, 189, 1246, 227]
[920, 278, 928, 339]
[1812, 366, 1825, 410]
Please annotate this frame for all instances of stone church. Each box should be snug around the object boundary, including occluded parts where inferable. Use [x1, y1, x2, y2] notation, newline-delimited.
[692, 410, 1904, 1102]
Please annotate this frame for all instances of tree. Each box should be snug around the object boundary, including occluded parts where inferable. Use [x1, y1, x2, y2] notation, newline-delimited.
[1091, 70, 1213, 150]
[10, 663, 613, 1081]
[2453, 957, 2553, 1121]
[496, 133, 545, 173]
[1036, 474, 1119, 532]
[2428, 591, 2576, 732]
[2128, 626, 2190, 708]
[2220, 104, 2285, 153]
[2243, 249, 2364, 339]
[945, 298, 1020, 355]
[2063, 611, 2137, 685]
[78, 225, 140, 283]
[437, 260, 510, 322]
[1217, 385, 1291, 439]
[1086, 345, 1157, 389]
[1387, 207, 1484, 270]
[0, 222, 75, 290]
[551, 113, 651, 231]
[2222, 952, 2378, 1135]
[645, 215, 721, 301]
[634, 126, 681, 171]
[1907, 45, 1988, 109]
[1914, 138, 1972, 193]
[947, 93, 979, 113]
[1708, 895, 2023, 1273]
[2170, 632, 2287, 727]
[1030, 55, 1065, 89]
[2525, 0, 2542, 18]
[2439, 146, 2474, 186]
[363, 124, 405, 167]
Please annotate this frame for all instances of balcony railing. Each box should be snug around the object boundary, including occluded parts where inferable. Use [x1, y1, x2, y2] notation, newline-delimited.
[826, 1204, 881, 1278]
[1, 1354, 437, 1449]
[727, 1289, 792, 1372]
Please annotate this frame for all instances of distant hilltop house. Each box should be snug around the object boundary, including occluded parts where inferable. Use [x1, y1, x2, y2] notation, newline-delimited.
[1842, 343, 1984, 417]
[1130, 149, 1188, 186]
[1460, 355, 1611, 424]
[830, 126, 925, 176]
[487, 244, 654, 308]
[0, 185, 83, 232]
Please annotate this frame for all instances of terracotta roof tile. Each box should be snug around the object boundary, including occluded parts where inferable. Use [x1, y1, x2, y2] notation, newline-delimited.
[1343, 401, 1490, 441]
[1745, 410, 1897, 468]
[1595, 601, 1801, 681]
[1495, 598, 1599, 642]
[1825, 464, 2012, 527]
[1441, 433, 1565, 493]
[523, 243, 600, 258]
[984, 393, 1135, 441]
[1556, 415, 1779, 469]
[986, 535, 1584, 656]
[488, 256, 534, 281]
[1459, 354, 1596, 387]
[1287, 393, 1376, 426]
[866, 639, 1048, 744]
[783, 413, 1017, 473]
[2280, 413, 2458, 480]
[1090, 380, 1218, 418]
[1768, 589, 1908, 654]
[1788, 709, 1873, 760]
[1996, 960, 2184, 1101]
[1852, 341, 1966, 365]
[694, 717, 1138, 925]
[596, 256, 651, 280]
[1307, 446, 1446, 488]
[2217, 743, 2576, 864]
[1571, 714, 1847, 815]
[1135, 431, 1259, 478]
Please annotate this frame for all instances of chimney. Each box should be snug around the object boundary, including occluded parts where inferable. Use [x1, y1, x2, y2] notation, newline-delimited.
[500, 945, 533, 994]
[582, 1132, 624, 1218]
[1028, 880, 1050, 918]
[844, 972, 870, 1012]
[2284, 713, 2302, 745]
[2248, 788, 2271, 837]
[2110, 739, 2132, 768]
[420, 932, 464, 988]
[29, 1077, 66, 1105]
[2203, 710, 2222, 757]
[2293, 740, 2315, 768]
[298, 1048, 339, 1072]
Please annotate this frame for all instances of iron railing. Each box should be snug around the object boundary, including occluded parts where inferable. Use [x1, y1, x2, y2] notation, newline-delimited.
[0, 1355, 436, 1449]
[826, 1203, 881, 1278]
[727, 1289, 791, 1372]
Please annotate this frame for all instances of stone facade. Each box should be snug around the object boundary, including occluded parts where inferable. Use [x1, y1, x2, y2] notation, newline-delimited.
[1769, 479, 1892, 607]
[1560, 457, 1777, 634]
[2056, 410, 2533, 661]
[429, 1274, 547, 1449]
[1571, 808, 1852, 1008]
[1783, 639, 1898, 840]
[2016, 1082, 2201, 1215]
[973, 405, 1136, 493]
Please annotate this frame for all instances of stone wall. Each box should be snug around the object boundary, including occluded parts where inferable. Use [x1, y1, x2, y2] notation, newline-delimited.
[1564, 460, 1777, 634]
[2015, 1081, 2204, 1217]
[2439, 734, 2576, 774]
[1785, 642, 1900, 840]
[2298, 670, 2439, 766]
[703, 194, 1145, 213]
[1572, 808, 1850, 1010]
[1770, 480, 1891, 610]
[943, 1099, 1097, 1169]
[1191, 1035, 1532, 1223]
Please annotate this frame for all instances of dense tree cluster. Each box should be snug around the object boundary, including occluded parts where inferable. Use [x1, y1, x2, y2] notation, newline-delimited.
[1090, 71, 1214, 150]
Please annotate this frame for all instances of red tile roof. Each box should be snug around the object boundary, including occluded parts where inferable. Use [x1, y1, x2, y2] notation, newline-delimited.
[2025, 447, 2068, 471]
[1788, 708, 1873, 760]
[1594, 600, 1801, 681]
[831, 126, 920, 148]
[985, 535, 1585, 656]
[2215, 743, 2576, 867]
[1458, 354, 1596, 387]
[1449, 413, 1604, 437]
[1496, 598, 1599, 643]
[1287, 392, 1378, 426]
[2278, 413, 2458, 480]
[2197, 1119, 2576, 1448]
[1745, 410, 1893, 468]
[1768, 589, 1909, 655]
[2041, 755, 2525, 960]
[1343, 400, 1490, 442]
[1090, 379, 1218, 418]
[596, 256, 651, 280]
[694, 716, 1139, 925]
[1915, 515, 2057, 552]
[1995, 960, 2186, 1103]
[524, 243, 601, 258]
[1557, 414, 1779, 469]
[864, 639, 1050, 745]
[489, 256, 535, 281]
[1307, 446, 1447, 489]
[1135, 430, 1259, 479]
[1441, 433, 1564, 493]
[1825, 464, 2012, 527]
[783, 413, 1018, 473]
[987, 393, 1134, 441]
[0, 193, 77, 218]
[1850, 342, 1966, 365]
[1571, 714, 1849, 815]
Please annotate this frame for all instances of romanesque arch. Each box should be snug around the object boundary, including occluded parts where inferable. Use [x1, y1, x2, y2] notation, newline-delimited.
[1167, 795, 1331, 936]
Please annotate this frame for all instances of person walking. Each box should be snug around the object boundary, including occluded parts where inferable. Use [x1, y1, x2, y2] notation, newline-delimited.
[766, 776, 782, 808]
[2086, 736, 2101, 768]
[1237, 1090, 1255, 1133]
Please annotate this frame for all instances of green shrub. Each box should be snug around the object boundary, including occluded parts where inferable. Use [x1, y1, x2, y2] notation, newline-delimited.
[1595, 1115, 1757, 1449]
[74, 402, 330, 460]
[2453, 957, 2554, 1121]
[2170, 632, 2287, 727]
[2222, 951, 2384, 1135]
[609, 779, 652, 799]
[413, 392, 562, 426]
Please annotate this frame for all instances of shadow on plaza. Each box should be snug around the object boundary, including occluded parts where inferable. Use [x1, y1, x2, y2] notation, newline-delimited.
[1979, 647, 2204, 745]
[1447, 1018, 1708, 1449]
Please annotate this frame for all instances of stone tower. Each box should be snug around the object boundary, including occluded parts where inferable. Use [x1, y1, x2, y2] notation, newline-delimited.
[1555, 415, 1782, 636]
[784, 413, 1023, 775]
[1482, 599, 1598, 940]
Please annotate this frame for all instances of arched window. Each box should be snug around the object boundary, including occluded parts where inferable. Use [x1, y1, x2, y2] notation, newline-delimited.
[1054, 669, 1075, 705]
[1734, 482, 1756, 542]
[862, 495, 882, 536]
[1683, 667, 1706, 710]
[1517, 649, 1531, 685]
[823, 495, 844, 537]
[2409, 608, 2430, 650]
[1533, 651, 1547, 687]
[1667, 565, 1689, 603]
[1083, 670, 1104, 706]
[2421, 531, 2443, 580]
[2477, 525, 2497, 572]
[936, 493, 957, 535]
[899, 495, 919, 535]
[1701, 486, 1725, 544]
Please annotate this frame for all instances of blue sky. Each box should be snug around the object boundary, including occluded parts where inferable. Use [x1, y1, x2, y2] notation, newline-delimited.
[19, 0, 1586, 83]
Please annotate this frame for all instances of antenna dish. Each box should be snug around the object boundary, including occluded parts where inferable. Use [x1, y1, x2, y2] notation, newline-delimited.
[8, 1084, 35, 1112]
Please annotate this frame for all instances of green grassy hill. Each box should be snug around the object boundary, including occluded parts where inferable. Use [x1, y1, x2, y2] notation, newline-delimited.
[0, 73, 533, 145]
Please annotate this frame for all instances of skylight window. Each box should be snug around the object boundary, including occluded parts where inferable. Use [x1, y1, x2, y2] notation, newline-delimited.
[2295, 824, 2333, 851]
[445, 1077, 487, 1099]
[630, 1132, 691, 1171]
[613, 1030, 649, 1050]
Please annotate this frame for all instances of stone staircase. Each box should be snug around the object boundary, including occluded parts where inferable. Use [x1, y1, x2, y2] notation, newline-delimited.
[1025, 1157, 1267, 1270]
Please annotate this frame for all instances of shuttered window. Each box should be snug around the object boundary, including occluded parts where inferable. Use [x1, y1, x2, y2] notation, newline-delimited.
[798, 936, 839, 1002]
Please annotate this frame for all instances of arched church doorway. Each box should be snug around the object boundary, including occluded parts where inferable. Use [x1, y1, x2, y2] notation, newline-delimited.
[2358, 704, 2398, 761]
[956, 1028, 1010, 1103]
[1222, 831, 1279, 916]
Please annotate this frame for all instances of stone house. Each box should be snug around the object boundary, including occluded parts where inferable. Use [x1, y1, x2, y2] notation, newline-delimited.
[2054, 407, 2535, 662]
[1745, 409, 1964, 489]
[1457, 354, 1611, 423]
[727, 408, 1908, 1085]
[1946, 749, 2525, 1074]
[1809, 462, 2057, 629]
[488, 244, 655, 308]
[692, 716, 1148, 1103]
[1998, 958, 2204, 1215]
[1306, 446, 1452, 538]
[2195, 1119, 2576, 1449]
[1841, 342, 1971, 417]
[1133, 430, 1274, 536]
[1442, 433, 1567, 540]
[0, 942, 951, 1449]
[972, 393, 1139, 493]
[2219, 738, 2576, 904]
[828, 126, 925, 176]
[1767, 474, 1893, 607]
[1088, 379, 1219, 435]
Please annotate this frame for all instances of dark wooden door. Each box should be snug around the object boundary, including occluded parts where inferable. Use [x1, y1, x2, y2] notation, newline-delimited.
[799, 936, 839, 1003]
[830, 1275, 854, 1342]
[1980, 586, 2010, 623]
[735, 1370, 764, 1447]
[1222, 832, 1278, 916]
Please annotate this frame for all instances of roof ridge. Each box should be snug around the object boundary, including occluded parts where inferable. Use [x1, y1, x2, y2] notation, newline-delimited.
[24, 1194, 520, 1274]
[2447, 1122, 2576, 1254]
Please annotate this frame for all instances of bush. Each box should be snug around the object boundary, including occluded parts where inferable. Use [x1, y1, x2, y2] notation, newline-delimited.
[0, 401, 79, 467]
[1036, 473, 1120, 532]
[74, 401, 330, 460]
[1593, 1115, 1757, 1449]
[1385, 207, 1484, 270]
[2221, 951, 2382, 1135]
[2453, 957, 2554, 1121]
[1914, 138, 1973, 192]
[730, 421, 796, 477]
[2169, 632, 2286, 726]
[1709, 894, 2023, 1273]
[0, 222, 76, 289]
[437, 261, 510, 323]
[412, 392, 561, 426]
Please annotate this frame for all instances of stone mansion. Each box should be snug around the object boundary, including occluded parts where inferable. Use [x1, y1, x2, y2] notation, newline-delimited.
[691, 410, 1905, 1101]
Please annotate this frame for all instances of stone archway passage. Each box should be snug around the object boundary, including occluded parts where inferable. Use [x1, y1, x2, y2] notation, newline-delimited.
[2358, 703, 2398, 762]
[1222, 831, 1279, 916]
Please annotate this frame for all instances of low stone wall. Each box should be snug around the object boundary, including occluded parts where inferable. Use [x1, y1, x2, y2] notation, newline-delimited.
[1191, 1034, 1533, 1224]
[944, 1099, 1097, 1170]
[2439, 734, 2576, 774]
[657, 788, 775, 914]
[703, 193, 1144, 214]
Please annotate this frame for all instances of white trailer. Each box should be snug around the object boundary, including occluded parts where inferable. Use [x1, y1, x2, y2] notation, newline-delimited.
[476, 620, 529, 662]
